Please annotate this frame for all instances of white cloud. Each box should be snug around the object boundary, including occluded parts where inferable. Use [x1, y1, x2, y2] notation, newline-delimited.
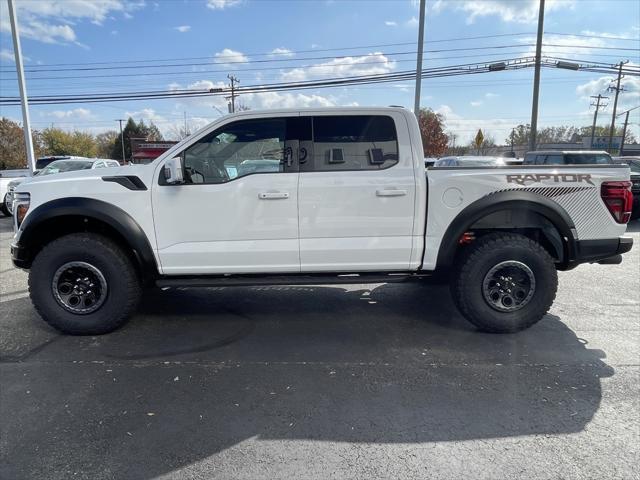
[576, 69, 639, 111]
[385, 21, 397, 27]
[214, 48, 248, 65]
[432, 0, 574, 24]
[168, 79, 338, 113]
[0, 49, 14, 62]
[269, 47, 294, 58]
[405, 16, 419, 28]
[207, 0, 241, 10]
[470, 101, 483, 107]
[485, 92, 499, 98]
[518, 33, 610, 56]
[280, 52, 396, 82]
[124, 108, 167, 126]
[174, 25, 191, 33]
[435, 105, 512, 144]
[249, 92, 335, 109]
[0, 0, 144, 45]
[46, 108, 93, 119]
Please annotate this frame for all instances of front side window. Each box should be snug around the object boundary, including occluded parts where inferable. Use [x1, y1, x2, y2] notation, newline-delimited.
[180, 118, 287, 184]
[303, 115, 399, 172]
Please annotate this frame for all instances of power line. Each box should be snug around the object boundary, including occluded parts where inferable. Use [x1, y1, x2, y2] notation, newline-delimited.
[2, 42, 637, 77]
[544, 31, 640, 41]
[0, 57, 619, 107]
[0, 33, 536, 70]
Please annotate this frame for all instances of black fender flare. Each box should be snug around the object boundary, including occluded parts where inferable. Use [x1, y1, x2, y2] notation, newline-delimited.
[435, 190, 577, 269]
[18, 197, 157, 275]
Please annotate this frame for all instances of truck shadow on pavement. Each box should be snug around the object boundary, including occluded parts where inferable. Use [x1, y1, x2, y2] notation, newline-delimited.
[1, 283, 614, 479]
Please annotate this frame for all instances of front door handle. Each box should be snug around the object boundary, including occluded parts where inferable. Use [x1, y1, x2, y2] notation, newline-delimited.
[259, 192, 290, 200]
[376, 189, 407, 197]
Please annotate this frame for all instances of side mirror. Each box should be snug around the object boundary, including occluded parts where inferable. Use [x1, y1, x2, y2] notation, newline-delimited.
[164, 156, 184, 184]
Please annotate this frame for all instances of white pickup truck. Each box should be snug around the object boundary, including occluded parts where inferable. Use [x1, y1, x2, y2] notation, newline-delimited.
[10, 107, 634, 335]
[0, 169, 29, 216]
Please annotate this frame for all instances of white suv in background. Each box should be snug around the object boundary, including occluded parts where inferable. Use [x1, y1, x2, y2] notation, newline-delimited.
[3, 158, 121, 216]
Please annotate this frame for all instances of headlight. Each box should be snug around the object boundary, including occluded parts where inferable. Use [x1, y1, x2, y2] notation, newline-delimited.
[13, 192, 30, 229]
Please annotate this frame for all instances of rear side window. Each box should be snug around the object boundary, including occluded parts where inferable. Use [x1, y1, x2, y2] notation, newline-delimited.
[303, 115, 399, 172]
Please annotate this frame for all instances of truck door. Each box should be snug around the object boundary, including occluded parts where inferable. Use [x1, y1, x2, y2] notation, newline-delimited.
[298, 112, 416, 271]
[152, 115, 300, 275]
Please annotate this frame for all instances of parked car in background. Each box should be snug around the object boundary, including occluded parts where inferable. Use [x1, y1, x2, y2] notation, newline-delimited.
[35, 155, 87, 171]
[3, 158, 120, 216]
[0, 169, 30, 216]
[524, 150, 613, 166]
[424, 157, 437, 168]
[433, 156, 506, 167]
[614, 157, 640, 219]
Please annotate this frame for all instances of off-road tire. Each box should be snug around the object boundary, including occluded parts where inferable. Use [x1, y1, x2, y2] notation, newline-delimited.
[29, 233, 141, 335]
[451, 232, 557, 333]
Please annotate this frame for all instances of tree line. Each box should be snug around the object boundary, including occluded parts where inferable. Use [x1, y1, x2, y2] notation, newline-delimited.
[0, 117, 163, 170]
[2, 112, 637, 170]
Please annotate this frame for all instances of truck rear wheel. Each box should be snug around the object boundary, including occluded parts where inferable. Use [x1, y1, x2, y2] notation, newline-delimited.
[29, 233, 141, 335]
[451, 232, 557, 333]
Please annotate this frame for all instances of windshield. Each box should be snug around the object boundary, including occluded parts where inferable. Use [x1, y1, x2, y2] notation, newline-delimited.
[39, 160, 94, 176]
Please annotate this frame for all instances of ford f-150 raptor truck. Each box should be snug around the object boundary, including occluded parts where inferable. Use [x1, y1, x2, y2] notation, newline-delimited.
[10, 107, 634, 335]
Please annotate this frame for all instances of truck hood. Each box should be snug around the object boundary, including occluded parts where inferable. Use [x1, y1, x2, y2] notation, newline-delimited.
[15, 164, 152, 193]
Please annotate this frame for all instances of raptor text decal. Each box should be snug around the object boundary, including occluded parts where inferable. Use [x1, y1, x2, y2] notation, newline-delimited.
[506, 173, 594, 186]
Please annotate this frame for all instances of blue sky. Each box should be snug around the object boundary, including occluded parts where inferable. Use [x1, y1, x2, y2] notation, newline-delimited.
[1, 0, 639, 145]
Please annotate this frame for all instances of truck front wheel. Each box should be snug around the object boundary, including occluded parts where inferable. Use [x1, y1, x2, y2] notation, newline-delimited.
[451, 232, 557, 333]
[29, 233, 141, 335]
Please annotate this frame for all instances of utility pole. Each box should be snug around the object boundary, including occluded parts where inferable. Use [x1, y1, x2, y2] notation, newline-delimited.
[528, 0, 545, 152]
[226, 75, 239, 113]
[510, 128, 515, 154]
[619, 110, 630, 156]
[607, 61, 627, 153]
[413, 0, 426, 119]
[589, 94, 608, 148]
[116, 119, 126, 163]
[8, 0, 36, 173]
[183, 111, 188, 137]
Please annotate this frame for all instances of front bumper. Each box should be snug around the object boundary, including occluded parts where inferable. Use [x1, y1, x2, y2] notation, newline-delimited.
[10, 242, 29, 269]
[571, 236, 633, 266]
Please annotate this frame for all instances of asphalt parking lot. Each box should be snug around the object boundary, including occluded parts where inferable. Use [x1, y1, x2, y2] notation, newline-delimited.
[1, 216, 638, 480]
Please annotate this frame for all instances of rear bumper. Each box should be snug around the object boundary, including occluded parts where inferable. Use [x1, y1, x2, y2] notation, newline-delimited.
[569, 236, 633, 267]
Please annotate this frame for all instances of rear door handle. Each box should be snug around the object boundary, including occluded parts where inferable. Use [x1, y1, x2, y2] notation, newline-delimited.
[376, 189, 407, 197]
[259, 191, 290, 200]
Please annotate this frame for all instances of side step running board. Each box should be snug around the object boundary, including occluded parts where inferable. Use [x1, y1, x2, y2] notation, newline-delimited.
[156, 272, 432, 288]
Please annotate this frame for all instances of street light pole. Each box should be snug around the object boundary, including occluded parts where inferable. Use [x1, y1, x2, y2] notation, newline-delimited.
[8, 0, 36, 174]
[413, 0, 426, 119]
[528, 0, 545, 152]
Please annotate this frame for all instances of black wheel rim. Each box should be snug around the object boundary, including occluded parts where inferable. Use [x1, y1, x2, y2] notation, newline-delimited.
[482, 260, 536, 312]
[52, 261, 108, 314]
